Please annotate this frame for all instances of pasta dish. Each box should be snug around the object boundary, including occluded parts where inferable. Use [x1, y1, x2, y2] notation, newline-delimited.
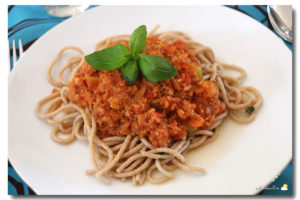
[36, 25, 262, 185]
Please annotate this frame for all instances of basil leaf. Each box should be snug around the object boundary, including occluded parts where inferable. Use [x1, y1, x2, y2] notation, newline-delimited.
[121, 58, 140, 85]
[129, 25, 147, 56]
[138, 54, 178, 82]
[85, 44, 130, 71]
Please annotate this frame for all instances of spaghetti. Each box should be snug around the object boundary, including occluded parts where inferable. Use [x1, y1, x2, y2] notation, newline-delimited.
[35, 26, 262, 185]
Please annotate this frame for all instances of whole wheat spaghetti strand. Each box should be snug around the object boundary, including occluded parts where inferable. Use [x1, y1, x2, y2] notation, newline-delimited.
[95, 135, 132, 177]
[146, 164, 171, 184]
[111, 143, 123, 152]
[229, 110, 257, 124]
[102, 136, 126, 143]
[188, 136, 208, 150]
[45, 97, 62, 113]
[172, 159, 206, 173]
[140, 138, 154, 149]
[58, 56, 82, 86]
[189, 130, 214, 137]
[129, 136, 140, 150]
[155, 159, 174, 178]
[110, 158, 152, 178]
[58, 122, 73, 134]
[88, 114, 99, 171]
[145, 148, 186, 163]
[222, 64, 246, 82]
[72, 115, 87, 140]
[216, 76, 253, 109]
[46, 112, 79, 124]
[116, 153, 145, 173]
[51, 127, 75, 144]
[95, 35, 130, 51]
[140, 151, 170, 160]
[47, 46, 84, 88]
[149, 24, 160, 36]
[161, 161, 178, 171]
[36, 92, 60, 116]
[88, 135, 114, 170]
[123, 157, 146, 173]
[121, 143, 144, 158]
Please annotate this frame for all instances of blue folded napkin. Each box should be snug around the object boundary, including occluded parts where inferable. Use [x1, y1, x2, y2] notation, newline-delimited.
[8, 5, 292, 195]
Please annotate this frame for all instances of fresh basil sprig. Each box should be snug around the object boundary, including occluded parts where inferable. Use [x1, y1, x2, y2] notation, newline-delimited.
[85, 25, 178, 85]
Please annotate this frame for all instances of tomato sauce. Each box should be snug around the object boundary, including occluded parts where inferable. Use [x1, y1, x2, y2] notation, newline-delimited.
[68, 36, 226, 148]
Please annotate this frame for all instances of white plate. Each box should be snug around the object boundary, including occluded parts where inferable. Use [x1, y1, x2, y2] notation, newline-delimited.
[8, 6, 292, 195]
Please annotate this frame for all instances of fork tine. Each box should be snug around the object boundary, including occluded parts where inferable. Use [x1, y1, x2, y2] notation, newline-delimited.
[18, 39, 23, 56]
[12, 40, 17, 66]
[8, 40, 11, 72]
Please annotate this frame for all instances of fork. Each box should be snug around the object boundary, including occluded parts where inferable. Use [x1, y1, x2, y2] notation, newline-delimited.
[9, 39, 23, 72]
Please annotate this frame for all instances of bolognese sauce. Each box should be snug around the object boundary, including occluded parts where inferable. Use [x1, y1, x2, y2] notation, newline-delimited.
[68, 36, 226, 148]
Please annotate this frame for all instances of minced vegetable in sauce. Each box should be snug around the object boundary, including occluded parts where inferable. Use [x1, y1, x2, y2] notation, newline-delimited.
[68, 36, 226, 148]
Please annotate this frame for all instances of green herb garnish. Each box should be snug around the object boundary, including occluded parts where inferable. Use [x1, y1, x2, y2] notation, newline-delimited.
[138, 54, 178, 82]
[158, 158, 165, 160]
[85, 25, 178, 85]
[121, 57, 140, 85]
[85, 44, 130, 71]
[129, 25, 147, 56]
[245, 106, 255, 114]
